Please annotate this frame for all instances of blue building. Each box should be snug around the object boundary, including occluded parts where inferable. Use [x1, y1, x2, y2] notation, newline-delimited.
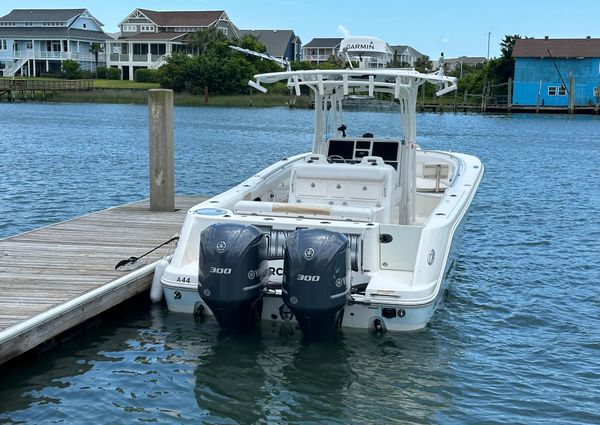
[512, 37, 600, 107]
[0, 9, 110, 77]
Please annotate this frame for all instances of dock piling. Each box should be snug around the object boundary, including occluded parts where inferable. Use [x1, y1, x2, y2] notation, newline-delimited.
[148, 89, 175, 212]
[568, 74, 575, 114]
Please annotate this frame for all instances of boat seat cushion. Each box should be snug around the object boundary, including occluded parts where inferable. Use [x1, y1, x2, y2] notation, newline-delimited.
[288, 162, 398, 223]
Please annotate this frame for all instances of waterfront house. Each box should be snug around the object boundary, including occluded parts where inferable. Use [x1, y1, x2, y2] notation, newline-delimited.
[512, 37, 600, 106]
[106, 9, 239, 80]
[238, 29, 301, 62]
[444, 56, 486, 75]
[302, 38, 343, 64]
[389, 45, 423, 67]
[0, 8, 110, 77]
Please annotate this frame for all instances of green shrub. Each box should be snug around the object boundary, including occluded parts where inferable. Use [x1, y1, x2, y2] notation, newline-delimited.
[79, 70, 93, 79]
[105, 67, 121, 80]
[135, 68, 159, 83]
[62, 59, 81, 79]
[96, 66, 108, 79]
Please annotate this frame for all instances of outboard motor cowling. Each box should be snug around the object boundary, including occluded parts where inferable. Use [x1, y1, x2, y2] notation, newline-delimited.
[283, 229, 350, 340]
[198, 223, 268, 333]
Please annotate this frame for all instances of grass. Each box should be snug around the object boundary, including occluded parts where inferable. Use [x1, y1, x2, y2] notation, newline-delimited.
[16, 88, 309, 108]
[1, 76, 159, 90]
[92, 79, 160, 89]
[1, 76, 310, 107]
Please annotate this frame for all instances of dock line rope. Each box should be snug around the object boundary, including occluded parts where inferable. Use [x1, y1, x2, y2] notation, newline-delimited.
[115, 235, 180, 270]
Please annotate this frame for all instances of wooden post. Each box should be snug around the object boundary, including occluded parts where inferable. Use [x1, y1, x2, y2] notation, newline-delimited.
[481, 80, 487, 113]
[453, 87, 458, 112]
[568, 74, 575, 114]
[148, 89, 174, 212]
[507, 78, 512, 112]
[536, 80, 541, 113]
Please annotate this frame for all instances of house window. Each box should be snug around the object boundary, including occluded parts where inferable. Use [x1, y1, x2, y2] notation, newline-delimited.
[558, 85, 566, 96]
[123, 25, 137, 32]
[26, 41, 33, 50]
[83, 23, 87, 29]
[141, 25, 154, 32]
[0, 39, 6, 50]
[133, 44, 148, 55]
[150, 44, 166, 55]
[218, 27, 228, 36]
[47, 40, 61, 52]
[548, 86, 557, 96]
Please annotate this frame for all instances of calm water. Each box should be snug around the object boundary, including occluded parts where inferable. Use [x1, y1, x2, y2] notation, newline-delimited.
[1, 103, 599, 424]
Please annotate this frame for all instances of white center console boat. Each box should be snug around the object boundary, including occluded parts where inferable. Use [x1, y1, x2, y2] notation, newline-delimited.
[158, 37, 484, 339]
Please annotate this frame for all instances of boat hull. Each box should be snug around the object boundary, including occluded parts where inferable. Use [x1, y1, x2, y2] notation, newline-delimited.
[162, 282, 447, 332]
[160, 149, 483, 332]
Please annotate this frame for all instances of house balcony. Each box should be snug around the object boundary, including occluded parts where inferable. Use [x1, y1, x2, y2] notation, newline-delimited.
[304, 54, 334, 62]
[13, 50, 106, 62]
[108, 53, 166, 68]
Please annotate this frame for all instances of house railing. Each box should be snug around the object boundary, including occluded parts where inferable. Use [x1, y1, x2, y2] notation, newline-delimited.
[304, 54, 333, 62]
[107, 53, 168, 65]
[12, 51, 106, 62]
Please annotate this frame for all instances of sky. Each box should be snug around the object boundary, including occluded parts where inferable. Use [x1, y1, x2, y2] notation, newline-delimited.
[2, 0, 599, 59]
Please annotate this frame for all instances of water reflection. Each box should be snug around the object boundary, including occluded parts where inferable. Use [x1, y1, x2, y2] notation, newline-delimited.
[0, 303, 460, 424]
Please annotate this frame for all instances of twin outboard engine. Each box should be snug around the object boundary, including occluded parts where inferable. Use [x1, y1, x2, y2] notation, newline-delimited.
[198, 223, 268, 333]
[283, 229, 350, 340]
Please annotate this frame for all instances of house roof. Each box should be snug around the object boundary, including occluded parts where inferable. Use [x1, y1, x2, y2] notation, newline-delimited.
[239, 29, 297, 58]
[445, 56, 486, 65]
[137, 9, 224, 27]
[118, 32, 187, 42]
[390, 45, 424, 58]
[303, 37, 343, 48]
[0, 27, 111, 40]
[513, 38, 600, 58]
[0, 9, 85, 22]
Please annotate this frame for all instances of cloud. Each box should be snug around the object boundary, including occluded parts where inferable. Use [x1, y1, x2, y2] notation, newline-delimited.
[337, 25, 350, 37]
[441, 37, 450, 44]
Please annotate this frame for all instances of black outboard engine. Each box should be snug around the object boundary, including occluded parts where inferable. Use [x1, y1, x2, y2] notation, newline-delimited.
[198, 223, 268, 333]
[283, 229, 350, 340]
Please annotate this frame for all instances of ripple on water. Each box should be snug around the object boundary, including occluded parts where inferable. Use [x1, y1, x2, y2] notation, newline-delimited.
[1, 106, 600, 423]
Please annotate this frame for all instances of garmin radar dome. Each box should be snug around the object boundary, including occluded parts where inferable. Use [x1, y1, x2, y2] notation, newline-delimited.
[340, 36, 389, 68]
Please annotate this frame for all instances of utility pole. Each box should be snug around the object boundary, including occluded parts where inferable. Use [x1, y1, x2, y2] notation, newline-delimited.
[487, 32, 491, 60]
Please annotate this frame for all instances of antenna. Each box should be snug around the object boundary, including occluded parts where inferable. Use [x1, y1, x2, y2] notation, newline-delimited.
[547, 49, 569, 95]
[229, 45, 291, 71]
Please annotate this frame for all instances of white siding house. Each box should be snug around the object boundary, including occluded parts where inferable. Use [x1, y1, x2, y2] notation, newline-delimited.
[106, 9, 239, 80]
[0, 9, 110, 77]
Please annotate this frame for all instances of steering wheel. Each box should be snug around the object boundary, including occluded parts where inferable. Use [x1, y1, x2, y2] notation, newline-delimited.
[327, 155, 347, 164]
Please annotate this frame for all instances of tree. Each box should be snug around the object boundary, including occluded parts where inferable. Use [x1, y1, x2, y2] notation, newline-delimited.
[157, 52, 189, 92]
[187, 26, 229, 55]
[500, 35, 522, 60]
[238, 34, 266, 53]
[414, 55, 432, 73]
[89, 43, 104, 75]
[62, 59, 81, 79]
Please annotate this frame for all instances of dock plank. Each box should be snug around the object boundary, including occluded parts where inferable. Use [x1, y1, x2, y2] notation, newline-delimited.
[0, 196, 205, 364]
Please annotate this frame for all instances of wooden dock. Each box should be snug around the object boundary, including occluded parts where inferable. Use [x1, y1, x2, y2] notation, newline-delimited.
[0, 195, 205, 365]
[0, 78, 94, 102]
